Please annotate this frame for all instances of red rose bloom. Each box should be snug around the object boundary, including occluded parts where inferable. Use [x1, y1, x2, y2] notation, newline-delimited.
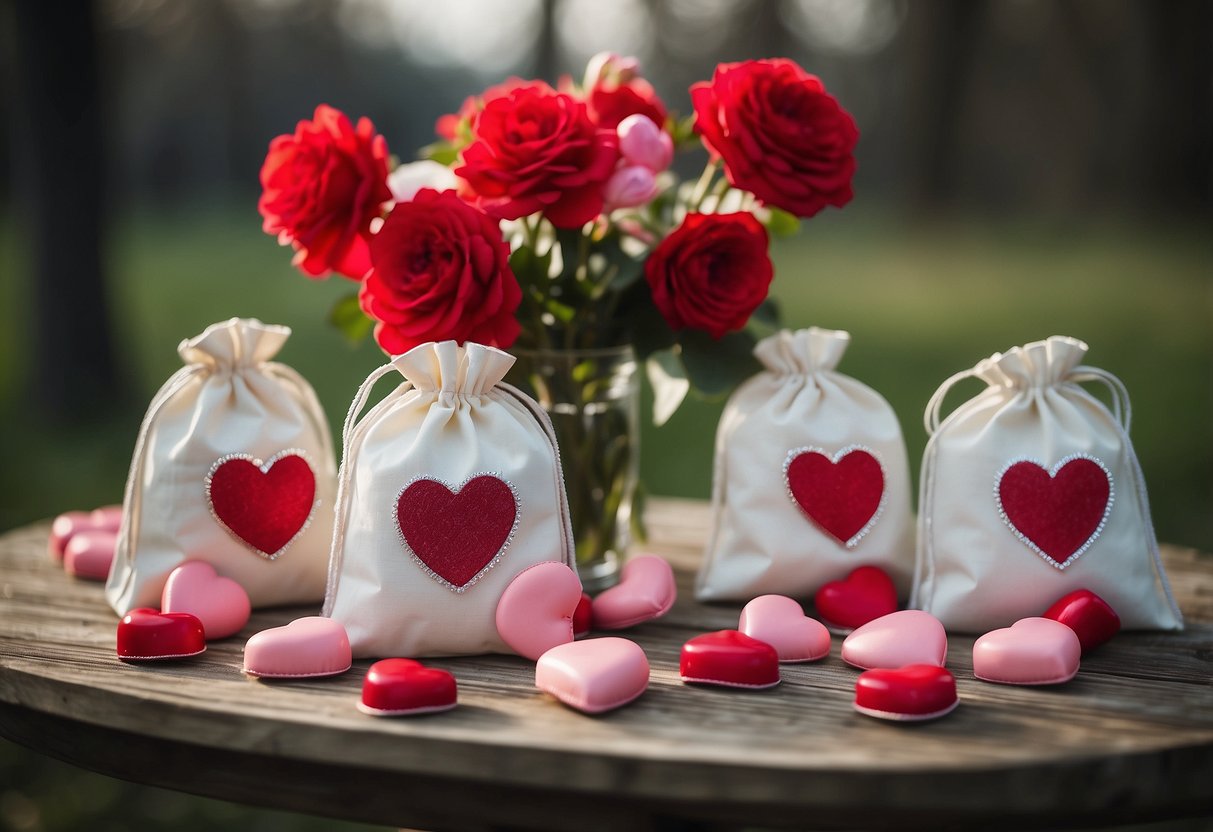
[455, 81, 619, 228]
[258, 104, 391, 279]
[360, 189, 521, 354]
[435, 77, 527, 145]
[644, 213, 773, 339]
[587, 77, 666, 130]
[691, 59, 858, 219]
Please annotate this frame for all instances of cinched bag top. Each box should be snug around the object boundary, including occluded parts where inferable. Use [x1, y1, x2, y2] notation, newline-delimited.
[973, 335, 1089, 390]
[754, 327, 851, 376]
[177, 317, 291, 368]
[391, 340, 516, 398]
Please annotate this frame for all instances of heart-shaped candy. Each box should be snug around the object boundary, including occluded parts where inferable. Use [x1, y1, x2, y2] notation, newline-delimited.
[495, 562, 582, 660]
[396, 474, 518, 591]
[162, 561, 252, 640]
[206, 451, 317, 559]
[536, 637, 650, 714]
[590, 555, 676, 630]
[49, 507, 122, 562]
[63, 530, 116, 581]
[573, 593, 593, 638]
[853, 664, 958, 722]
[814, 565, 898, 632]
[680, 630, 780, 689]
[784, 446, 885, 548]
[973, 617, 1081, 685]
[359, 659, 458, 717]
[738, 595, 830, 663]
[841, 610, 947, 670]
[996, 455, 1113, 569]
[90, 505, 123, 529]
[243, 617, 352, 679]
[1042, 589, 1120, 653]
[117, 608, 206, 662]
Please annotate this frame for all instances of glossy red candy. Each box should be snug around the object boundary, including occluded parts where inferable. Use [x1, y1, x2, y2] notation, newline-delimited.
[1042, 589, 1121, 653]
[853, 664, 958, 721]
[116, 608, 206, 662]
[573, 592, 593, 638]
[679, 630, 780, 689]
[359, 658, 457, 717]
[814, 565, 898, 631]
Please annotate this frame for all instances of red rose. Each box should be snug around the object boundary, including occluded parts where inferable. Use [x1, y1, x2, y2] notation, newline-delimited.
[455, 81, 619, 228]
[435, 77, 527, 145]
[691, 59, 858, 219]
[574, 52, 667, 130]
[360, 189, 521, 354]
[644, 213, 773, 339]
[258, 104, 391, 279]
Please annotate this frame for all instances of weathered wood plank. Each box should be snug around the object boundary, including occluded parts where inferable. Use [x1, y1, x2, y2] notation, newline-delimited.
[0, 506, 1211, 830]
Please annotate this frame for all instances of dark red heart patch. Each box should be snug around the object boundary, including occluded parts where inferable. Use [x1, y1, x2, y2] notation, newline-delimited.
[784, 446, 885, 548]
[996, 455, 1113, 569]
[395, 475, 517, 592]
[206, 451, 316, 559]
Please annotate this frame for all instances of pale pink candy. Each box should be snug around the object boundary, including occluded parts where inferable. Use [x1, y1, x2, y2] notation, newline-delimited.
[841, 610, 948, 670]
[48, 511, 91, 561]
[591, 555, 676, 630]
[63, 530, 116, 581]
[162, 560, 252, 640]
[89, 505, 124, 531]
[243, 617, 351, 679]
[536, 637, 650, 714]
[495, 562, 582, 660]
[738, 595, 831, 663]
[603, 165, 658, 210]
[973, 617, 1081, 686]
[617, 114, 673, 172]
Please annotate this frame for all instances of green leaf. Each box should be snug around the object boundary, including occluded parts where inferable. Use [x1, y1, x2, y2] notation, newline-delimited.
[327, 292, 373, 345]
[509, 245, 553, 290]
[764, 206, 801, 237]
[646, 350, 690, 426]
[627, 297, 677, 360]
[670, 113, 699, 149]
[750, 297, 782, 329]
[595, 235, 645, 296]
[678, 329, 760, 399]
[419, 141, 459, 166]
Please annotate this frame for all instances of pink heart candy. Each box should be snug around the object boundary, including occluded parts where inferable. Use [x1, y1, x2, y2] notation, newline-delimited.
[738, 595, 830, 663]
[536, 637, 650, 714]
[63, 530, 116, 581]
[243, 617, 352, 679]
[495, 562, 582, 660]
[841, 610, 947, 670]
[162, 561, 252, 640]
[973, 617, 1081, 685]
[590, 555, 676, 630]
[49, 507, 121, 562]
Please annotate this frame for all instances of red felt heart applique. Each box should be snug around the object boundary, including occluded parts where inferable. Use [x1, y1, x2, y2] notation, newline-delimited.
[206, 451, 316, 559]
[396, 474, 518, 591]
[784, 446, 885, 548]
[996, 455, 1113, 569]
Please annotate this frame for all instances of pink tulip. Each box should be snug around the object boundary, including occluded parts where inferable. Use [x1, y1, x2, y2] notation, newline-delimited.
[617, 114, 673, 173]
[603, 165, 658, 210]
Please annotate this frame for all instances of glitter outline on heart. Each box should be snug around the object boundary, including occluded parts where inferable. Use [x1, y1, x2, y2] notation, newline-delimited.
[783, 444, 887, 549]
[994, 453, 1114, 571]
[204, 448, 319, 561]
[394, 472, 520, 593]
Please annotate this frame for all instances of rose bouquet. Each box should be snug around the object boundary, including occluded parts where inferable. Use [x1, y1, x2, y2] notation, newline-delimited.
[258, 53, 857, 583]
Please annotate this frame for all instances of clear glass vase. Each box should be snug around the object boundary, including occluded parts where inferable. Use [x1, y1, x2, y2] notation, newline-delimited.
[512, 346, 639, 592]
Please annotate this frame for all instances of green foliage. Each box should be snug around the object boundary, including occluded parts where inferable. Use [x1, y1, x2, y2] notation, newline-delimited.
[678, 329, 761, 399]
[764, 206, 801, 237]
[327, 292, 373, 345]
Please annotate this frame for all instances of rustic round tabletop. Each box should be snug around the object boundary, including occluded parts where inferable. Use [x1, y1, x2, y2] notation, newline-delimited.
[1, 500, 1211, 831]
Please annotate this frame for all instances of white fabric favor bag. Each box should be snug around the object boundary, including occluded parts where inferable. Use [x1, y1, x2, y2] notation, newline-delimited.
[697, 328, 915, 602]
[106, 318, 337, 615]
[913, 336, 1182, 631]
[323, 340, 576, 657]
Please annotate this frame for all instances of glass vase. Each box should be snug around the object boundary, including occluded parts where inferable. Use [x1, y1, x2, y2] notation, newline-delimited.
[512, 346, 639, 592]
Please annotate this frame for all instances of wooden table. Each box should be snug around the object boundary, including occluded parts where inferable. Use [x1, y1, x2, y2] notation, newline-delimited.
[1, 499, 1211, 831]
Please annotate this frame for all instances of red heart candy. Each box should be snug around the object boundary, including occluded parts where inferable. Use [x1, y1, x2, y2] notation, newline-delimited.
[117, 608, 206, 662]
[396, 475, 517, 590]
[997, 455, 1112, 569]
[680, 630, 780, 689]
[1042, 589, 1121, 653]
[785, 447, 885, 548]
[573, 592, 593, 638]
[814, 565, 898, 631]
[853, 664, 958, 722]
[359, 658, 457, 717]
[206, 451, 316, 559]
